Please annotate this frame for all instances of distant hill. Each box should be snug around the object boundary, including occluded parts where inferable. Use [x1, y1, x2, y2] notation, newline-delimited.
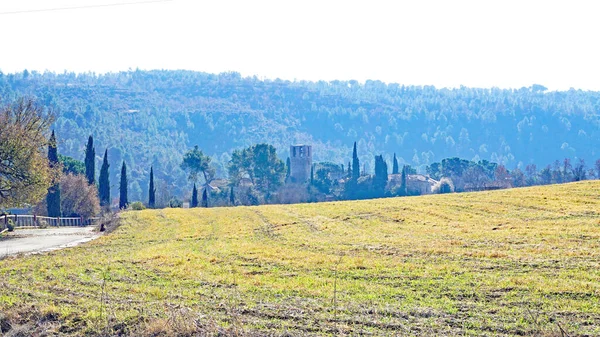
[1, 69, 598, 200]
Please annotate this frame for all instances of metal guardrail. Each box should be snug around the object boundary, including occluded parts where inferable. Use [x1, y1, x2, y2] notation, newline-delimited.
[0, 215, 100, 230]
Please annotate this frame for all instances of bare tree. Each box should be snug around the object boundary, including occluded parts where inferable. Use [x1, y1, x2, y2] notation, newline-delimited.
[573, 159, 586, 182]
[494, 165, 511, 187]
[525, 164, 538, 186]
[34, 173, 100, 219]
[464, 165, 490, 190]
[563, 158, 573, 182]
[511, 168, 526, 187]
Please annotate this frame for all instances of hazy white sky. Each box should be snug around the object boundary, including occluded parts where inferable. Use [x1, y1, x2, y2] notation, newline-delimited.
[1, 0, 599, 90]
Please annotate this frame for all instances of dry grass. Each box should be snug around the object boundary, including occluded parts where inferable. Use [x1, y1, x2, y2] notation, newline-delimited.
[1, 181, 599, 336]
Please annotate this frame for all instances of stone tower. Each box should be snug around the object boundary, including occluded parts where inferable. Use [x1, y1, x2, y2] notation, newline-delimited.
[289, 145, 312, 183]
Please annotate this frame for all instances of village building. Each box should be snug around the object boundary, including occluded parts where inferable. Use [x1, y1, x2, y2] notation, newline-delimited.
[388, 174, 438, 195]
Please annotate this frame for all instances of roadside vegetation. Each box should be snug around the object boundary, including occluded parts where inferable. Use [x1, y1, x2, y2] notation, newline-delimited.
[1, 181, 599, 336]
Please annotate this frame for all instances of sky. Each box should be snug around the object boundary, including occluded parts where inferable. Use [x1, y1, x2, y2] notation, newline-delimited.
[0, 0, 599, 90]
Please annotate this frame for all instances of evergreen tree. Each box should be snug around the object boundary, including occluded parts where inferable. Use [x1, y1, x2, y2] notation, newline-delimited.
[148, 166, 155, 208]
[373, 155, 388, 196]
[400, 165, 408, 196]
[201, 188, 208, 208]
[191, 183, 198, 207]
[392, 153, 399, 174]
[310, 164, 315, 185]
[119, 161, 128, 209]
[99, 149, 110, 207]
[286, 157, 291, 180]
[227, 143, 285, 196]
[229, 186, 235, 205]
[344, 142, 361, 199]
[352, 141, 360, 180]
[46, 130, 61, 217]
[84, 135, 95, 185]
[181, 145, 215, 184]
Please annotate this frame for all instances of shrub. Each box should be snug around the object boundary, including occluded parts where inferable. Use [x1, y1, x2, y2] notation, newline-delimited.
[169, 197, 183, 208]
[6, 219, 15, 232]
[38, 219, 48, 229]
[98, 212, 120, 233]
[129, 201, 146, 211]
[433, 177, 455, 194]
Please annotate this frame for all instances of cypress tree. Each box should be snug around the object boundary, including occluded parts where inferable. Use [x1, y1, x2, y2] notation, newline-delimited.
[99, 149, 110, 207]
[148, 166, 155, 208]
[191, 183, 198, 207]
[310, 164, 315, 185]
[286, 157, 291, 180]
[400, 165, 408, 196]
[373, 155, 388, 196]
[46, 130, 61, 217]
[201, 188, 208, 208]
[392, 153, 399, 175]
[352, 141, 360, 180]
[84, 135, 95, 185]
[344, 143, 361, 200]
[119, 161, 128, 209]
[229, 186, 235, 205]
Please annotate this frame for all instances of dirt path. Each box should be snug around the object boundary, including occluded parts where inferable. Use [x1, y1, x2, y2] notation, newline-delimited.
[0, 227, 100, 257]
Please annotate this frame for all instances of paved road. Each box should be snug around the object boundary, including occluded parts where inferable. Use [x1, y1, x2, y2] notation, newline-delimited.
[0, 227, 100, 257]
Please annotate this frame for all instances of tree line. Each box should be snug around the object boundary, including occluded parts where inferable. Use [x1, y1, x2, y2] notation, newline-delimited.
[2, 97, 600, 214]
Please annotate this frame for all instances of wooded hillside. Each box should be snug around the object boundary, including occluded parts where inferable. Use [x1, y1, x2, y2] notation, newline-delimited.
[1, 70, 598, 200]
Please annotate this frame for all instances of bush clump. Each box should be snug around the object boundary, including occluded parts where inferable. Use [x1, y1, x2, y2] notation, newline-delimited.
[129, 201, 146, 211]
[6, 219, 15, 232]
[169, 197, 183, 208]
[433, 177, 455, 194]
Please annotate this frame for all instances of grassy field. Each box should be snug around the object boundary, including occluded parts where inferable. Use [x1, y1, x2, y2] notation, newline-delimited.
[1, 182, 599, 336]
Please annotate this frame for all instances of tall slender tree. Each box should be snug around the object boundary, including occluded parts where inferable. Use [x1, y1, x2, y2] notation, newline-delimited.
[191, 183, 198, 207]
[286, 157, 291, 180]
[344, 142, 361, 199]
[46, 130, 61, 217]
[148, 166, 155, 208]
[352, 141, 360, 180]
[373, 155, 388, 196]
[201, 188, 208, 208]
[84, 135, 95, 185]
[392, 153, 399, 174]
[229, 186, 235, 205]
[99, 149, 110, 207]
[119, 161, 128, 209]
[400, 165, 408, 196]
